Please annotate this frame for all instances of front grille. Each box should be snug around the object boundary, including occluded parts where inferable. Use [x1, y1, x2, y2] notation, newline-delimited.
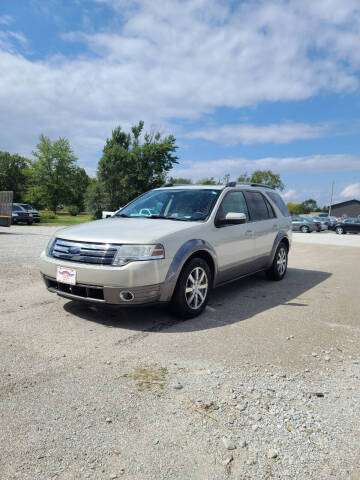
[51, 238, 118, 265]
[45, 277, 104, 301]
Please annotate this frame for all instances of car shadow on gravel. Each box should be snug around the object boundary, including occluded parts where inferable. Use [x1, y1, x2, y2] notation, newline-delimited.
[63, 267, 331, 332]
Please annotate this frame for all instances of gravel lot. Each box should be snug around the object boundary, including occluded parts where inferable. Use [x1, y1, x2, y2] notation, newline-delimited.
[1, 225, 360, 480]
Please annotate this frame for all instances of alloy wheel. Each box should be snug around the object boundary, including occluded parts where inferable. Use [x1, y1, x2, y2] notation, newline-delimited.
[277, 247, 287, 276]
[185, 266, 208, 310]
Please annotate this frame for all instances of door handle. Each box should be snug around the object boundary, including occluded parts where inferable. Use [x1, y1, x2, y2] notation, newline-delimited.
[273, 224, 278, 228]
[245, 229, 253, 235]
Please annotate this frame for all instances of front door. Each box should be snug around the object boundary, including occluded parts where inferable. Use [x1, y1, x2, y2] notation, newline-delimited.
[212, 190, 255, 284]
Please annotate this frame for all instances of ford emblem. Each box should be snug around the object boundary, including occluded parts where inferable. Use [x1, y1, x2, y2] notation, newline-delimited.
[69, 246, 81, 254]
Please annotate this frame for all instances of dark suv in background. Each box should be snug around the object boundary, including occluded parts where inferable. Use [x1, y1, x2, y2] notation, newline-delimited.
[12, 204, 33, 225]
[16, 203, 41, 223]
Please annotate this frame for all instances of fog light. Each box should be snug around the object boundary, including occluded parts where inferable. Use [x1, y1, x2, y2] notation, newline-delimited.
[120, 290, 134, 302]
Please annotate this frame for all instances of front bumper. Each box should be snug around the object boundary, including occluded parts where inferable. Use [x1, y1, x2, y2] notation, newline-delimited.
[39, 251, 175, 305]
[42, 274, 169, 305]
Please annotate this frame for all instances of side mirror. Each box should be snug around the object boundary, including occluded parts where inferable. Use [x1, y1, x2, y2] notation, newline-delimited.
[216, 212, 246, 226]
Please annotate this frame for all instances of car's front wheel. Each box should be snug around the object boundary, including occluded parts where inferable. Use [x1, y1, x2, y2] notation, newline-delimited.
[266, 242, 288, 281]
[300, 225, 310, 233]
[171, 257, 211, 319]
[336, 226, 344, 235]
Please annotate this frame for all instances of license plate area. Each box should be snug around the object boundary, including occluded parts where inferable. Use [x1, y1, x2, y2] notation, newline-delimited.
[56, 266, 76, 285]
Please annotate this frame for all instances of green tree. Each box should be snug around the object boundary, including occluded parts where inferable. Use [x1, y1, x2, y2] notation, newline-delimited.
[98, 121, 178, 210]
[167, 177, 193, 184]
[28, 135, 80, 213]
[85, 178, 109, 219]
[0, 151, 30, 202]
[299, 199, 318, 214]
[286, 202, 301, 215]
[196, 177, 217, 185]
[67, 167, 90, 212]
[237, 172, 252, 183]
[237, 170, 284, 190]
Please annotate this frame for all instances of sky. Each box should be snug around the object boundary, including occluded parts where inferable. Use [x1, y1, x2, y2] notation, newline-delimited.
[0, 0, 360, 206]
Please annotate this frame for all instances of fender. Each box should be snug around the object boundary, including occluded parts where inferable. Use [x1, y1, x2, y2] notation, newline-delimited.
[267, 230, 290, 268]
[159, 239, 218, 302]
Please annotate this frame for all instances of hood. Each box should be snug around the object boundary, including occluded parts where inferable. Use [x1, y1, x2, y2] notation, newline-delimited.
[55, 217, 199, 244]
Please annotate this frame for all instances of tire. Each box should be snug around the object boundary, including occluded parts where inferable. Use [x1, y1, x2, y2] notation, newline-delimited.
[27, 220, 33, 225]
[300, 225, 310, 233]
[265, 242, 288, 281]
[170, 257, 211, 319]
[336, 226, 344, 235]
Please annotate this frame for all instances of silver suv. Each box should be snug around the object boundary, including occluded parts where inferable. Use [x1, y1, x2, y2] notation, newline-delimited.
[40, 183, 292, 318]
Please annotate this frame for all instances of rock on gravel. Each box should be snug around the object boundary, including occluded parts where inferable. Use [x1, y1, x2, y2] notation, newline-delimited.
[222, 437, 236, 450]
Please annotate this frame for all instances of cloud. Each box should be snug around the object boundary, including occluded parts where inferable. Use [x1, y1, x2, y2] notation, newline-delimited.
[341, 183, 360, 198]
[282, 189, 297, 200]
[1, 0, 360, 162]
[171, 154, 360, 181]
[0, 14, 13, 25]
[0, 31, 28, 52]
[187, 122, 331, 145]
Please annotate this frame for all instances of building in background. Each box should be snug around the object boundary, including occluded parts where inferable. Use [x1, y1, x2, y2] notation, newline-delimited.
[331, 199, 360, 218]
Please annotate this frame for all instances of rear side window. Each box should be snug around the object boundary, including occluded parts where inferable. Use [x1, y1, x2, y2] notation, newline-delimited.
[264, 198, 276, 218]
[244, 191, 270, 221]
[266, 191, 291, 217]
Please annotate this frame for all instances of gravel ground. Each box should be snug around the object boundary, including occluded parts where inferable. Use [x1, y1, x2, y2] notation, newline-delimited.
[1, 225, 359, 480]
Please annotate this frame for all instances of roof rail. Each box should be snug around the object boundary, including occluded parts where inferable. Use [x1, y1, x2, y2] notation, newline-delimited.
[162, 183, 196, 187]
[225, 181, 275, 190]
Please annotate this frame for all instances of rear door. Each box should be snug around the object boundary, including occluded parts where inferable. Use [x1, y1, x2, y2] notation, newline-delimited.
[243, 190, 278, 269]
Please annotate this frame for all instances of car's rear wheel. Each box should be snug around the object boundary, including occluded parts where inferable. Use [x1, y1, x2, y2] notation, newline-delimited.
[27, 220, 33, 225]
[300, 225, 310, 233]
[336, 226, 344, 235]
[266, 242, 288, 281]
[171, 257, 211, 319]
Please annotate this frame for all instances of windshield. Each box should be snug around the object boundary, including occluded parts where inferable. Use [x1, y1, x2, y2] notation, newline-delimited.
[116, 189, 221, 221]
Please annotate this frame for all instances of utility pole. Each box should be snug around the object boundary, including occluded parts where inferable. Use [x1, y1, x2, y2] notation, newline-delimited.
[328, 181, 334, 216]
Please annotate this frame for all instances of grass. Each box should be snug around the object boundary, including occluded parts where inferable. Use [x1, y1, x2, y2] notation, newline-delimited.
[36, 211, 94, 226]
[117, 364, 168, 396]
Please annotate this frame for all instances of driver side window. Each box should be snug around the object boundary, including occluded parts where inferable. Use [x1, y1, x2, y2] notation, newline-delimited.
[218, 191, 249, 221]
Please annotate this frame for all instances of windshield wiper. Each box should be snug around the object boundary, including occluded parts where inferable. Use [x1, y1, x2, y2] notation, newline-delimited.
[147, 215, 189, 221]
[116, 213, 130, 218]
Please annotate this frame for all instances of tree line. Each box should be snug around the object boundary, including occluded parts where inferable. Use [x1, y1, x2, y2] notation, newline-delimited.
[1, 120, 321, 218]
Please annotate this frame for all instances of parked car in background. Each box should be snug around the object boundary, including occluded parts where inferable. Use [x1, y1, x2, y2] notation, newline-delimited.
[324, 216, 339, 230]
[291, 216, 315, 233]
[305, 217, 322, 232]
[310, 216, 328, 231]
[15, 203, 40, 223]
[102, 210, 116, 219]
[335, 218, 360, 234]
[12, 204, 33, 225]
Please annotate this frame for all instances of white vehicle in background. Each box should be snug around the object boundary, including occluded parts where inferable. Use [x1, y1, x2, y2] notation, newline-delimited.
[102, 210, 116, 219]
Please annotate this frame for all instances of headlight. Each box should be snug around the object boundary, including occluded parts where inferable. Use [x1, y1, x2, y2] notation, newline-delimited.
[112, 244, 165, 266]
[12, 213, 18, 216]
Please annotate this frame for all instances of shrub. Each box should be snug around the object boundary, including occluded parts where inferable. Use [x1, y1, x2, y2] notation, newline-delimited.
[68, 205, 80, 216]
[40, 211, 56, 220]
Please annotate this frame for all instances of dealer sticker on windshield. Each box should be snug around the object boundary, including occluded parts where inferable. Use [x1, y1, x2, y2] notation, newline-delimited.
[56, 266, 76, 285]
